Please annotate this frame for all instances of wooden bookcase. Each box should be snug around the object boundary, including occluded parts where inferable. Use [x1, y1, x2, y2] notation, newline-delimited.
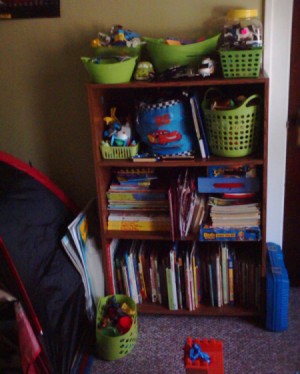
[86, 74, 269, 317]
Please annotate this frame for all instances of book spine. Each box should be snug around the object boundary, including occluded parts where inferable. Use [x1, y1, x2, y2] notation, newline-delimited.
[121, 260, 130, 297]
[106, 240, 119, 294]
[228, 251, 235, 305]
[170, 250, 178, 310]
[154, 253, 162, 304]
[138, 251, 147, 300]
[221, 243, 229, 305]
[107, 192, 166, 201]
[216, 253, 223, 307]
[175, 260, 183, 309]
[131, 251, 141, 304]
[166, 268, 176, 310]
[208, 262, 215, 307]
[192, 253, 198, 308]
[125, 251, 135, 301]
[149, 253, 157, 303]
[108, 221, 170, 231]
[115, 257, 124, 294]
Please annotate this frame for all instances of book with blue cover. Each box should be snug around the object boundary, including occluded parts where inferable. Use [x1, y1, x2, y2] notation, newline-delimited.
[191, 94, 210, 158]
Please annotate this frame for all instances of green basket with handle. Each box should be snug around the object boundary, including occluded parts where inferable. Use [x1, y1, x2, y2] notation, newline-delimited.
[95, 294, 138, 361]
[202, 88, 262, 157]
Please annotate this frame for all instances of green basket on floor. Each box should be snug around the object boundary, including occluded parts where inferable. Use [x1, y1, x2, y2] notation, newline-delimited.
[219, 48, 263, 78]
[95, 294, 138, 361]
[202, 88, 262, 157]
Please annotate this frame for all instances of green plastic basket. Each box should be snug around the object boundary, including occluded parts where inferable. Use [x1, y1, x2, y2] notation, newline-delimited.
[81, 56, 137, 84]
[95, 294, 138, 361]
[143, 34, 220, 73]
[100, 143, 139, 159]
[219, 48, 263, 78]
[92, 45, 142, 59]
[202, 89, 261, 157]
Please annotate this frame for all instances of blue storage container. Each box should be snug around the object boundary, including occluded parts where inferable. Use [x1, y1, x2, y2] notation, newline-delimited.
[136, 99, 195, 156]
[197, 177, 260, 193]
[266, 242, 289, 332]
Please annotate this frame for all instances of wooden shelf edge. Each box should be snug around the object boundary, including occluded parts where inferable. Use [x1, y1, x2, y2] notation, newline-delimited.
[137, 302, 260, 317]
[87, 72, 269, 90]
[105, 230, 263, 243]
[98, 156, 264, 168]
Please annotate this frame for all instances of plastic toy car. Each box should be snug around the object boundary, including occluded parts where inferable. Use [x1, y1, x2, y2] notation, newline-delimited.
[147, 130, 182, 145]
[198, 57, 215, 77]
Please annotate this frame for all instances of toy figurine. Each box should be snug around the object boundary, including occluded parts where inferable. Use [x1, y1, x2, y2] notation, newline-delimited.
[189, 343, 211, 363]
[134, 61, 155, 81]
[198, 57, 215, 77]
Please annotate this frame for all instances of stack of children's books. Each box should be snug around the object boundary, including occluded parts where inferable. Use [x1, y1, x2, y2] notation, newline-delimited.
[107, 168, 171, 231]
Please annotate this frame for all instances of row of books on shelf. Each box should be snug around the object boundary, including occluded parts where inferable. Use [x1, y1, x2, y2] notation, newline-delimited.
[106, 167, 262, 241]
[107, 239, 262, 311]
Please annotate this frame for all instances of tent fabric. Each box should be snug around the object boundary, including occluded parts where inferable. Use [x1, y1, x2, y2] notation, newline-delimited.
[0, 151, 93, 373]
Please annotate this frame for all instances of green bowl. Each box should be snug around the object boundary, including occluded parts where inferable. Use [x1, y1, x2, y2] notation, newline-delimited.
[92, 45, 142, 59]
[143, 33, 220, 73]
[81, 56, 137, 84]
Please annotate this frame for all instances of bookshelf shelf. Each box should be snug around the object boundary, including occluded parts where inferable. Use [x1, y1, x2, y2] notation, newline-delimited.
[138, 300, 260, 317]
[86, 73, 269, 318]
[97, 156, 264, 168]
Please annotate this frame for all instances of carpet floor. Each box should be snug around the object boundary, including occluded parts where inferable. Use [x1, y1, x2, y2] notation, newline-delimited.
[90, 287, 300, 374]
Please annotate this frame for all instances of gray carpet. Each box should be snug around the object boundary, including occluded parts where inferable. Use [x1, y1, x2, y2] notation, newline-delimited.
[90, 287, 300, 374]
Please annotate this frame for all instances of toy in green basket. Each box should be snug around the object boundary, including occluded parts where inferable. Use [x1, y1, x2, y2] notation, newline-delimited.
[97, 295, 135, 337]
[103, 108, 134, 147]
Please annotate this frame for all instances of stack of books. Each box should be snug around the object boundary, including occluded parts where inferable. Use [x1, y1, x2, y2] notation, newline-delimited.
[107, 168, 171, 231]
[209, 197, 261, 228]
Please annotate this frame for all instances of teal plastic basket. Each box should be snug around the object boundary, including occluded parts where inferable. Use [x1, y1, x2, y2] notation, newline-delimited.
[202, 88, 262, 157]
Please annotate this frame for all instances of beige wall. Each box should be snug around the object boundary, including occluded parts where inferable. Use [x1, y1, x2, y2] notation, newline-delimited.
[0, 0, 263, 208]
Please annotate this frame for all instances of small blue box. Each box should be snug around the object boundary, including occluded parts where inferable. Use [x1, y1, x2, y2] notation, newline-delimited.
[266, 242, 290, 332]
[197, 177, 260, 193]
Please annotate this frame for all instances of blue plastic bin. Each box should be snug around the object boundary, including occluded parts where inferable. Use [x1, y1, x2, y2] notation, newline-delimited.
[266, 242, 290, 332]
